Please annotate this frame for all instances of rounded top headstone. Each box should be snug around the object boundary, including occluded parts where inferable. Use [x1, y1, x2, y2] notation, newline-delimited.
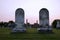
[39, 8, 49, 13]
[16, 8, 24, 11]
[39, 8, 49, 17]
[15, 8, 24, 15]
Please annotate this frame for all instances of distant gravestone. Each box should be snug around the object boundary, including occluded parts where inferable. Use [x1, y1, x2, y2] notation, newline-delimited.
[56, 21, 60, 28]
[37, 8, 52, 33]
[8, 21, 16, 29]
[12, 8, 26, 32]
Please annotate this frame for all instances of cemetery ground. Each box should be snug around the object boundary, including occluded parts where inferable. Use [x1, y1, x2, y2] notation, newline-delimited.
[0, 28, 60, 40]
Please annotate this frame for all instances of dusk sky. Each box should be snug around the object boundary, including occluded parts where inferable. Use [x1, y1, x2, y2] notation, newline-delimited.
[0, 0, 60, 25]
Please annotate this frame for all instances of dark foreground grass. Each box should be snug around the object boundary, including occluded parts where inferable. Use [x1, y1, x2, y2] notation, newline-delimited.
[0, 28, 60, 40]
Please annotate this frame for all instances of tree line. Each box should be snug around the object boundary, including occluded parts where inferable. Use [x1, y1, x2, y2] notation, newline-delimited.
[0, 19, 60, 28]
[0, 21, 16, 28]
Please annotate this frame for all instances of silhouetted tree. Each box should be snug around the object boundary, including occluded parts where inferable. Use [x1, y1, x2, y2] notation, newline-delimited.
[33, 23, 39, 28]
[3, 22, 8, 27]
[26, 23, 31, 28]
[31, 24, 34, 28]
[0, 22, 4, 28]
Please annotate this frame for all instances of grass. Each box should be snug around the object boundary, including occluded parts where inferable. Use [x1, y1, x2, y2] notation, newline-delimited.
[0, 28, 60, 40]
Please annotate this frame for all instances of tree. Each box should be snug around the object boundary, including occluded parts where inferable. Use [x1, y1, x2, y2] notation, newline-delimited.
[3, 22, 8, 27]
[0, 22, 4, 28]
[26, 23, 31, 28]
[33, 23, 39, 28]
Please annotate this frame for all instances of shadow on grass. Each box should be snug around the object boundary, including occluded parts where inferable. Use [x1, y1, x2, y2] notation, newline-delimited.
[36, 30, 54, 34]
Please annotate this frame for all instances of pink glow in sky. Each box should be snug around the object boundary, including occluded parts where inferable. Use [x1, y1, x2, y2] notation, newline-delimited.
[0, 0, 60, 25]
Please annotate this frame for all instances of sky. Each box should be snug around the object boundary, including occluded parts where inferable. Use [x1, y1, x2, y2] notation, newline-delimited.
[0, 0, 60, 25]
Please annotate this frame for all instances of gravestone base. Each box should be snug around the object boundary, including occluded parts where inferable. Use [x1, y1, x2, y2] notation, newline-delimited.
[56, 27, 60, 29]
[11, 27, 26, 33]
[37, 27, 52, 33]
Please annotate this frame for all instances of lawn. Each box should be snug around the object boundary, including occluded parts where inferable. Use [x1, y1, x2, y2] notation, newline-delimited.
[0, 28, 60, 40]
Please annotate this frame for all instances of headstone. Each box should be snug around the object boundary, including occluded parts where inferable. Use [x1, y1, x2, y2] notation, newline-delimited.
[12, 8, 26, 32]
[56, 21, 60, 28]
[37, 8, 52, 33]
[8, 21, 16, 29]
